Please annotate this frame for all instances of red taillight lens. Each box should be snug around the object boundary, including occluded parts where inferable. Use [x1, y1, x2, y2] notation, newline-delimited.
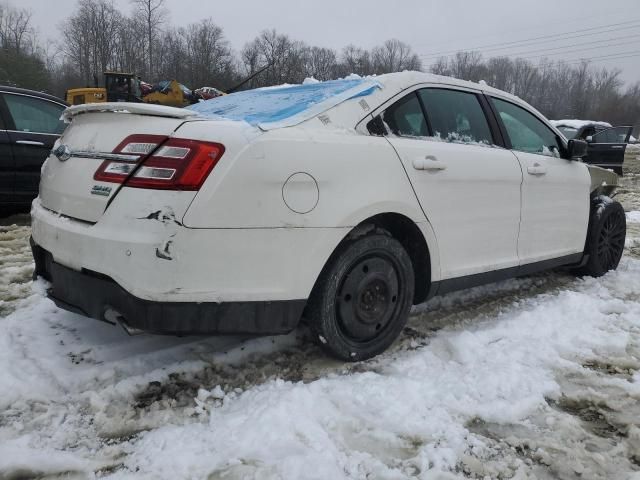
[125, 138, 225, 190]
[94, 135, 225, 190]
[94, 134, 166, 184]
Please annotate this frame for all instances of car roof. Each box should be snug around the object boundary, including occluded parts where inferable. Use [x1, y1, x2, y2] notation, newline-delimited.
[0, 85, 67, 105]
[320, 71, 548, 132]
[372, 71, 527, 105]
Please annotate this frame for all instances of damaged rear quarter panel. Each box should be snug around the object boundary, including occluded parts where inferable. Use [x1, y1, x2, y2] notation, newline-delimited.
[106, 188, 196, 266]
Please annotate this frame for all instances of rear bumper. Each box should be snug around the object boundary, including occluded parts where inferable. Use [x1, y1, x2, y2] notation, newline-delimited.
[32, 239, 305, 335]
[30, 196, 349, 303]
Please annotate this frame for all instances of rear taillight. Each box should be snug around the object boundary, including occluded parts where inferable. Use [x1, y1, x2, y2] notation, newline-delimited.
[94, 134, 225, 190]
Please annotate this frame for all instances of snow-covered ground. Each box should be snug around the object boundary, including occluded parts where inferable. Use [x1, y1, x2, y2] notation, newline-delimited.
[1, 162, 640, 479]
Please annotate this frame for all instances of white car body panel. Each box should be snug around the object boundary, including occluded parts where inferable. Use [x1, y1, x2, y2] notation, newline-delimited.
[181, 126, 428, 229]
[387, 137, 523, 279]
[31, 71, 591, 319]
[512, 150, 590, 263]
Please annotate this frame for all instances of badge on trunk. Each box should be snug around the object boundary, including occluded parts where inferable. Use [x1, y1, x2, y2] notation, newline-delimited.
[91, 185, 112, 196]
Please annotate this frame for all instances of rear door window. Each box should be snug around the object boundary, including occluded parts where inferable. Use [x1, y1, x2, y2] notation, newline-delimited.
[418, 88, 493, 145]
[3, 94, 65, 135]
[382, 93, 428, 137]
[492, 97, 562, 157]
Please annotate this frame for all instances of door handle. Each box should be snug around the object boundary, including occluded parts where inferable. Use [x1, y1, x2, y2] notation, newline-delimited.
[16, 140, 45, 147]
[610, 145, 624, 149]
[527, 163, 547, 176]
[413, 155, 447, 171]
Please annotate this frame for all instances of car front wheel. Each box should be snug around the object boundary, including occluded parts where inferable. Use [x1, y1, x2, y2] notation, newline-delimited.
[580, 199, 626, 277]
[307, 229, 414, 361]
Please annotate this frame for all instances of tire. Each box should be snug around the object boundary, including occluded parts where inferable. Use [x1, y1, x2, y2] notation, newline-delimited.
[579, 199, 626, 277]
[307, 229, 414, 361]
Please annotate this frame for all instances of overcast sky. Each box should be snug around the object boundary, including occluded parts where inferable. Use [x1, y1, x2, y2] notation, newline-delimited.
[21, 0, 640, 84]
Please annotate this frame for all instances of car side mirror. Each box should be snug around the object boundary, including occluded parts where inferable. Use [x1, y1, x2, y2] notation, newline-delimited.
[568, 139, 588, 159]
[585, 135, 594, 143]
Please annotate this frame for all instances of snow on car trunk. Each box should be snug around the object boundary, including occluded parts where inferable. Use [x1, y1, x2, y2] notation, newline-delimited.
[39, 104, 196, 223]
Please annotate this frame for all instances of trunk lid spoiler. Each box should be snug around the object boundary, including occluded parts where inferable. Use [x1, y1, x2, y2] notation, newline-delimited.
[63, 102, 201, 122]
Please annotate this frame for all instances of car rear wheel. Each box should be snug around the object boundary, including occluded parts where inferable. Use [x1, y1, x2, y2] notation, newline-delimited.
[307, 229, 414, 361]
[579, 199, 626, 277]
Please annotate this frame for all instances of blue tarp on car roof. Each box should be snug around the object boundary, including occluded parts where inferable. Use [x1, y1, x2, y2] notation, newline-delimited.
[187, 78, 379, 129]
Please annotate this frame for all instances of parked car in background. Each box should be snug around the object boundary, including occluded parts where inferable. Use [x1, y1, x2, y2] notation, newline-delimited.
[31, 72, 626, 361]
[551, 119, 633, 175]
[0, 86, 67, 214]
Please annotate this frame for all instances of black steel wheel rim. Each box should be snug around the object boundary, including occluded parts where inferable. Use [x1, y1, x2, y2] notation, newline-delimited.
[596, 211, 625, 271]
[335, 253, 402, 342]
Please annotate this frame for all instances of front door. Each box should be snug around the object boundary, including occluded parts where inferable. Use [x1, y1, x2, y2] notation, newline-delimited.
[383, 88, 523, 280]
[585, 126, 633, 175]
[490, 96, 591, 265]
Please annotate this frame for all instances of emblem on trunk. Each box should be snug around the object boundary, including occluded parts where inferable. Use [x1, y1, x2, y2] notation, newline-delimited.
[91, 185, 112, 196]
[52, 144, 72, 162]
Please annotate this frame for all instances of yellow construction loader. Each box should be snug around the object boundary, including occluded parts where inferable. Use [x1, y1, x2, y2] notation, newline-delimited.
[66, 63, 270, 107]
[66, 72, 195, 107]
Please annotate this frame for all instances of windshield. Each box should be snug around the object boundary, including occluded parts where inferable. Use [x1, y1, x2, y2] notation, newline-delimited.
[187, 78, 378, 127]
[557, 126, 578, 139]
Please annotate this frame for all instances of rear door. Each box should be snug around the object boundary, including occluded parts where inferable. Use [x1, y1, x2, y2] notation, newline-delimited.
[489, 96, 590, 265]
[382, 87, 523, 280]
[584, 126, 632, 175]
[0, 92, 66, 203]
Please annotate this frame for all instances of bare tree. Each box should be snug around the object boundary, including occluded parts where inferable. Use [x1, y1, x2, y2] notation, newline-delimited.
[155, 27, 186, 82]
[0, 2, 35, 54]
[113, 16, 147, 75]
[240, 30, 308, 87]
[338, 44, 373, 77]
[130, 0, 166, 78]
[181, 19, 233, 88]
[61, 0, 123, 85]
[372, 39, 421, 74]
[304, 46, 338, 80]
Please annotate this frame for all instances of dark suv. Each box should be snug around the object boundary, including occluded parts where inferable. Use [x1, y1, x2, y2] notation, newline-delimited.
[554, 121, 633, 175]
[0, 86, 67, 214]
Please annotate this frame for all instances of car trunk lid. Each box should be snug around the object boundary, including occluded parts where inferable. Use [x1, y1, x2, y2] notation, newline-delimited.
[40, 103, 199, 223]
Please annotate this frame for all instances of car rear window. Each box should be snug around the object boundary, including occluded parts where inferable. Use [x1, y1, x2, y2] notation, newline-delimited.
[187, 78, 378, 128]
[557, 126, 578, 139]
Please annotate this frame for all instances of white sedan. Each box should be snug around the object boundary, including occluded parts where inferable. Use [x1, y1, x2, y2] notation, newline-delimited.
[30, 72, 626, 360]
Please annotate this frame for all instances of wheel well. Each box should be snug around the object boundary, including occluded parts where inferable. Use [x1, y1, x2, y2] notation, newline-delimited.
[355, 213, 431, 304]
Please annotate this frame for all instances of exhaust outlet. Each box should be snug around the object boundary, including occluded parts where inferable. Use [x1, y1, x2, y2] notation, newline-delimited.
[104, 307, 144, 335]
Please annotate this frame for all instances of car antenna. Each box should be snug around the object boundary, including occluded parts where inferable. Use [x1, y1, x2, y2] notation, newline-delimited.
[225, 62, 274, 94]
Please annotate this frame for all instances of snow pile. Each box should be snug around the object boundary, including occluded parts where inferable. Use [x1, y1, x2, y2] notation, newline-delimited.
[111, 264, 640, 478]
[550, 119, 613, 130]
[627, 211, 640, 223]
[2, 254, 638, 478]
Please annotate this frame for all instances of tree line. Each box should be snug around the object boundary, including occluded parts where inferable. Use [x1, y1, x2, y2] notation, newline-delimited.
[0, 0, 638, 127]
